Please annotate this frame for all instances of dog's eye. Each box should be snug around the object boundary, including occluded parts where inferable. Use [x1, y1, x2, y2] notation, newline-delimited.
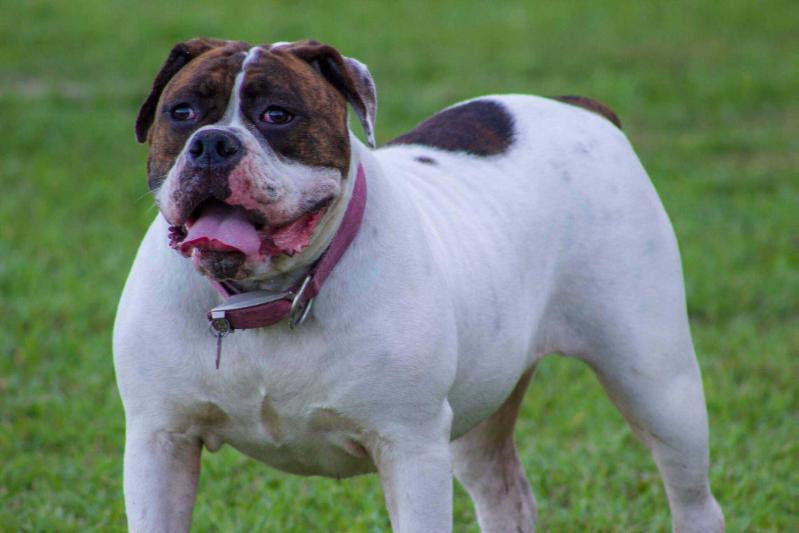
[170, 104, 196, 122]
[261, 106, 293, 125]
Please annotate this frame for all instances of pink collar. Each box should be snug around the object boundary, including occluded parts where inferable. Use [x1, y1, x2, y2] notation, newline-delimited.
[206, 164, 367, 347]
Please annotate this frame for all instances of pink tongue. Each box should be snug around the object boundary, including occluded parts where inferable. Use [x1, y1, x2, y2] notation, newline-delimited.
[180, 203, 262, 256]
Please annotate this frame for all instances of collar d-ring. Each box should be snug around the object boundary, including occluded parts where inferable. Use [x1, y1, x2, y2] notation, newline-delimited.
[289, 274, 314, 329]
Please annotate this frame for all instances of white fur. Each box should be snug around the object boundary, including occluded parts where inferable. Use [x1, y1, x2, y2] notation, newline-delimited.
[115, 94, 723, 532]
[219, 46, 261, 127]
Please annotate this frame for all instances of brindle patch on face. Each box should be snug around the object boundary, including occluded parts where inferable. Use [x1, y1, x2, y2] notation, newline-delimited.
[136, 38, 229, 144]
[554, 95, 622, 130]
[146, 42, 250, 190]
[140, 39, 359, 281]
[387, 100, 515, 156]
[239, 48, 351, 177]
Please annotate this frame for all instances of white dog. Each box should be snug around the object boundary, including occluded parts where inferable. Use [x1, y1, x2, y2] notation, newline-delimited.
[114, 38, 724, 532]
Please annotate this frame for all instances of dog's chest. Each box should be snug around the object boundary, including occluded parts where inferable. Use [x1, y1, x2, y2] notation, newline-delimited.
[171, 337, 376, 478]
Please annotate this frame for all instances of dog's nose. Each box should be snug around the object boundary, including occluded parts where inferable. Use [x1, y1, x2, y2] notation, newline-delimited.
[187, 130, 243, 168]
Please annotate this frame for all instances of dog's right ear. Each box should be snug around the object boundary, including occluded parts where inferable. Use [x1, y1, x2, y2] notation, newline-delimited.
[135, 38, 225, 143]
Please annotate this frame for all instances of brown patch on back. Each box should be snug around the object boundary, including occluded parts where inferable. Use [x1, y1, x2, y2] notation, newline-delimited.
[554, 95, 622, 129]
[387, 99, 515, 156]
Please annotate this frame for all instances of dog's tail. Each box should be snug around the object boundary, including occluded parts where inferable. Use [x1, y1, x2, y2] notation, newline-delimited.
[553, 95, 622, 130]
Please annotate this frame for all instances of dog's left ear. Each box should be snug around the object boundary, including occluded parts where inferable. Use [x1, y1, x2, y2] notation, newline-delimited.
[288, 40, 378, 148]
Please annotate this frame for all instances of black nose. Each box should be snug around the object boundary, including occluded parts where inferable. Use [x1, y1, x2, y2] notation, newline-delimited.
[187, 130, 243, 168]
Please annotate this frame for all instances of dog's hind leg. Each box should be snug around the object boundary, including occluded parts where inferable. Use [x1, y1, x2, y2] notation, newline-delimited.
[584, 337, 723, 532]
[451, 369, 537, 533]
[542, 156, 725, 531]
[559, 274, 725, 532]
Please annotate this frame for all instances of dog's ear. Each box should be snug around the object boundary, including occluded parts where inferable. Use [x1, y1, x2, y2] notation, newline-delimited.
[135, 38, 226, 143]
[287, 40, 378, 148]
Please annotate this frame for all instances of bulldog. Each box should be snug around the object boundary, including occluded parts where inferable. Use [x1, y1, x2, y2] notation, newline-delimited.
[113, 38, 724, 532]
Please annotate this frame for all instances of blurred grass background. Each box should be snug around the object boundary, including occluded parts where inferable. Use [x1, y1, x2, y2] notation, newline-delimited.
[1, 0, 797, 531]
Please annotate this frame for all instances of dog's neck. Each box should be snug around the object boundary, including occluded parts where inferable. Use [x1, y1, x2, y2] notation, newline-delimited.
[225, 132, 376, 295]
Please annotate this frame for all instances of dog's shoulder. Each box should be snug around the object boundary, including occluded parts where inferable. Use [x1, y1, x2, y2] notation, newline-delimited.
[386, 98, 515, 156]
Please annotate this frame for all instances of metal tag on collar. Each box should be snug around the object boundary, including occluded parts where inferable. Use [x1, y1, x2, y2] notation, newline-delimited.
[209, 319, 230, 369]
[289, 275, 314, 329]
[208, 290, 292, 369]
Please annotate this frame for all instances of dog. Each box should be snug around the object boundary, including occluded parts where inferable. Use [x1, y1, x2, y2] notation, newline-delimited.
[113, 38, 724, 532]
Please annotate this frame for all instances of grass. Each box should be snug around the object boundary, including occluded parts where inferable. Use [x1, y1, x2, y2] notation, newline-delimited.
[1, 0, 797, 530]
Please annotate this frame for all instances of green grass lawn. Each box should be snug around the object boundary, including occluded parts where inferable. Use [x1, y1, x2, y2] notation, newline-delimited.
[1, 1, 797, 531]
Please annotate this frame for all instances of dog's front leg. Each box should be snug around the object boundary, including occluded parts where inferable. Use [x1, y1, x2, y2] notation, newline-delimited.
[123, 425, 202, 533]
[372, 405, 454, 533]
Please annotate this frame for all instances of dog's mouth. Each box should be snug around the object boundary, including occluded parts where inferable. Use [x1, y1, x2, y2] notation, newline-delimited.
[168, 199, 328, 276]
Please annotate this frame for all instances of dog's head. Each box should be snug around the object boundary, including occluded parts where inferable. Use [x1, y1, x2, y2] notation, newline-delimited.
[135, 38, 376, 281]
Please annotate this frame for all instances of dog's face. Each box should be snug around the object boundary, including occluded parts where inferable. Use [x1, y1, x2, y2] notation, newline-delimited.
[136, 39, 376, 281]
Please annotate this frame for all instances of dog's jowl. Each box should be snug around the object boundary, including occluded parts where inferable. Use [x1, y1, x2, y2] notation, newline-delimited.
[114, 38, 724, 532]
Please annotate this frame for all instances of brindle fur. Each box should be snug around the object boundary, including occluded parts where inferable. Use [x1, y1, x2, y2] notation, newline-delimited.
[137, 39, 368, 193]
[141, 41, 249, 190]
[387, 100, 515, 156]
